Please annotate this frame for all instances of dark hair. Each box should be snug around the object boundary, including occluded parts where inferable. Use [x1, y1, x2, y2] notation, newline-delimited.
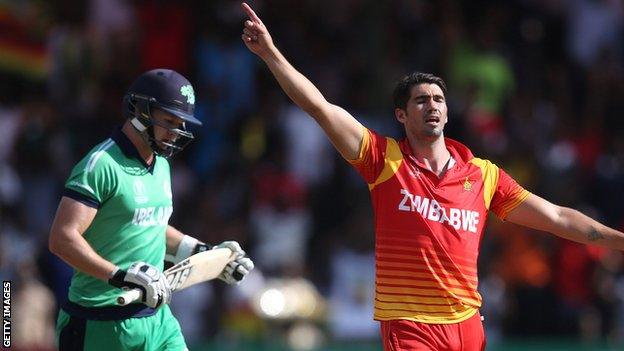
[392, 72, 447, 110]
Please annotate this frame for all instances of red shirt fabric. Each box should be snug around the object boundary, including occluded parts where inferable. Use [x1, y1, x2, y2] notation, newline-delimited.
[349, 128, 530, 324]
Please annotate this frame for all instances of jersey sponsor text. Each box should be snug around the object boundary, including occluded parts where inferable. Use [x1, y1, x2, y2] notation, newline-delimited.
[132, 206, 173, 227]
[398, 189, 479, 233]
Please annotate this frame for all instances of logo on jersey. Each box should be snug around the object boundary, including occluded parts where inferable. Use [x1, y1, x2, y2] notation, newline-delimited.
[408, 167, 420, 178]
[462, 177, 473, 192]
[180, 85, 195, 105]
[398, 189, 480, 233]
[163, 180, 172, 199]
[132, 206, 173, 226]
[133, 180, 149, 204]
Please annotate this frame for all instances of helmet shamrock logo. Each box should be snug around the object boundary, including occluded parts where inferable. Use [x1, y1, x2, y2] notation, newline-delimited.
[180, 85, 195, 105]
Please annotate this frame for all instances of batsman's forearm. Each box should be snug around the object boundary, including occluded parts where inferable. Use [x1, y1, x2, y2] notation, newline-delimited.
[552, 207, 624, 250]
[262, 47, 330, 117]
[49, 230, 117, 281]
[166, 225, 186, 256]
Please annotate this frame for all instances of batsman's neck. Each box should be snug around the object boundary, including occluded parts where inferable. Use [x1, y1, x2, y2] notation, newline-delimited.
[122, 121, 155, 165]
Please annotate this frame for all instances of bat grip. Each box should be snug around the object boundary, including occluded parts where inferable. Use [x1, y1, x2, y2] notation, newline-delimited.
[117, 288, 143, 306]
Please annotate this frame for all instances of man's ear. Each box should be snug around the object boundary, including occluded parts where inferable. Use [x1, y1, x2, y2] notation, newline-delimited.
[395, 108, 407, 124]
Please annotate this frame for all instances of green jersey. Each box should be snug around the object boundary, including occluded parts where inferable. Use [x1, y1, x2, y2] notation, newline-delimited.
[63, 129, 173, 307]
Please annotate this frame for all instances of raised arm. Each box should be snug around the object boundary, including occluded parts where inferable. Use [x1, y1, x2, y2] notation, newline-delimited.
[506, 193, 624, 250]
[49, 197, 117, 280]
[241, 2, 364, 160]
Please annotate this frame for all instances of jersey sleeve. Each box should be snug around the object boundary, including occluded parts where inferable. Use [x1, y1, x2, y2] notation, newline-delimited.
[490, 167, 531, 220]
[64, 151, 116, 209]
[347, 127, 389, 184]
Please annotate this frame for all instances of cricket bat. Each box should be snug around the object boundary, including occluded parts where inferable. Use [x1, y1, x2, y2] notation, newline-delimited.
[117, 248, 236, 305]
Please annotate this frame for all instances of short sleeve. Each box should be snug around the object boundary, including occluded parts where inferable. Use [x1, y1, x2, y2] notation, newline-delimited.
[64, 144, 116, 209]
[348, 128, 389, 184]
[490, 167, 531, 220]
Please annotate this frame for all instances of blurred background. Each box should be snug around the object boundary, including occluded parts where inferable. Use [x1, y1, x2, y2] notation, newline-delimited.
[1, 0, 624, 350]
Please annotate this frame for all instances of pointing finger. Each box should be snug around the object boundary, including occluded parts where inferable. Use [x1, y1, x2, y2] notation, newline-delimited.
[241, 2, 262, 23]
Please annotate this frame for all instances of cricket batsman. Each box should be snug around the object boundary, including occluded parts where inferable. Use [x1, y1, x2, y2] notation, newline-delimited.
[49, 69, 254, 350]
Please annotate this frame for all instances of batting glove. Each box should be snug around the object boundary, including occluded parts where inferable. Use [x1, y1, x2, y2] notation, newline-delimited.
[109, 262, 172, 308]
[214, 241, 255, 284]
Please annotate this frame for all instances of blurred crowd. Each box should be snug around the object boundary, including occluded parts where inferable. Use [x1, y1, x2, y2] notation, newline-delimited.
[1, 0, 624, 349]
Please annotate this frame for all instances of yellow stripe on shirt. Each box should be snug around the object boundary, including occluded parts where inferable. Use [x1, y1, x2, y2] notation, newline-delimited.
[469, 158, 499, 210]
[369, 137, 403, 191]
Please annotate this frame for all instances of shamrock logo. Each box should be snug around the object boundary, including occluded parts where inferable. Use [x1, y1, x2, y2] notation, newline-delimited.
[180, 85, 195, 105]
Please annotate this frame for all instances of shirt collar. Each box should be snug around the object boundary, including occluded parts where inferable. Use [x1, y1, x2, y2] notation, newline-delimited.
[111, 126, 156, 173]
[399, 137, 474, 170]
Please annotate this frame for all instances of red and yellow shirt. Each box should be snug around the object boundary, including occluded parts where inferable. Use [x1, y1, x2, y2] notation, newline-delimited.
[349, 128, 530, 324]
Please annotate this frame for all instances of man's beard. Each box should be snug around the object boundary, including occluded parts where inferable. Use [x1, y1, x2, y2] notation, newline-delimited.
[422, 126, 443, 138]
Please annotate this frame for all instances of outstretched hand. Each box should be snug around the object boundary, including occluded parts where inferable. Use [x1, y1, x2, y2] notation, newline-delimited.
[241, 2, 274, 58]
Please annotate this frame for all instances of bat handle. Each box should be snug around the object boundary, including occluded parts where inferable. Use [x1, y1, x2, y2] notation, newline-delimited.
[117, 288, 142, 306]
